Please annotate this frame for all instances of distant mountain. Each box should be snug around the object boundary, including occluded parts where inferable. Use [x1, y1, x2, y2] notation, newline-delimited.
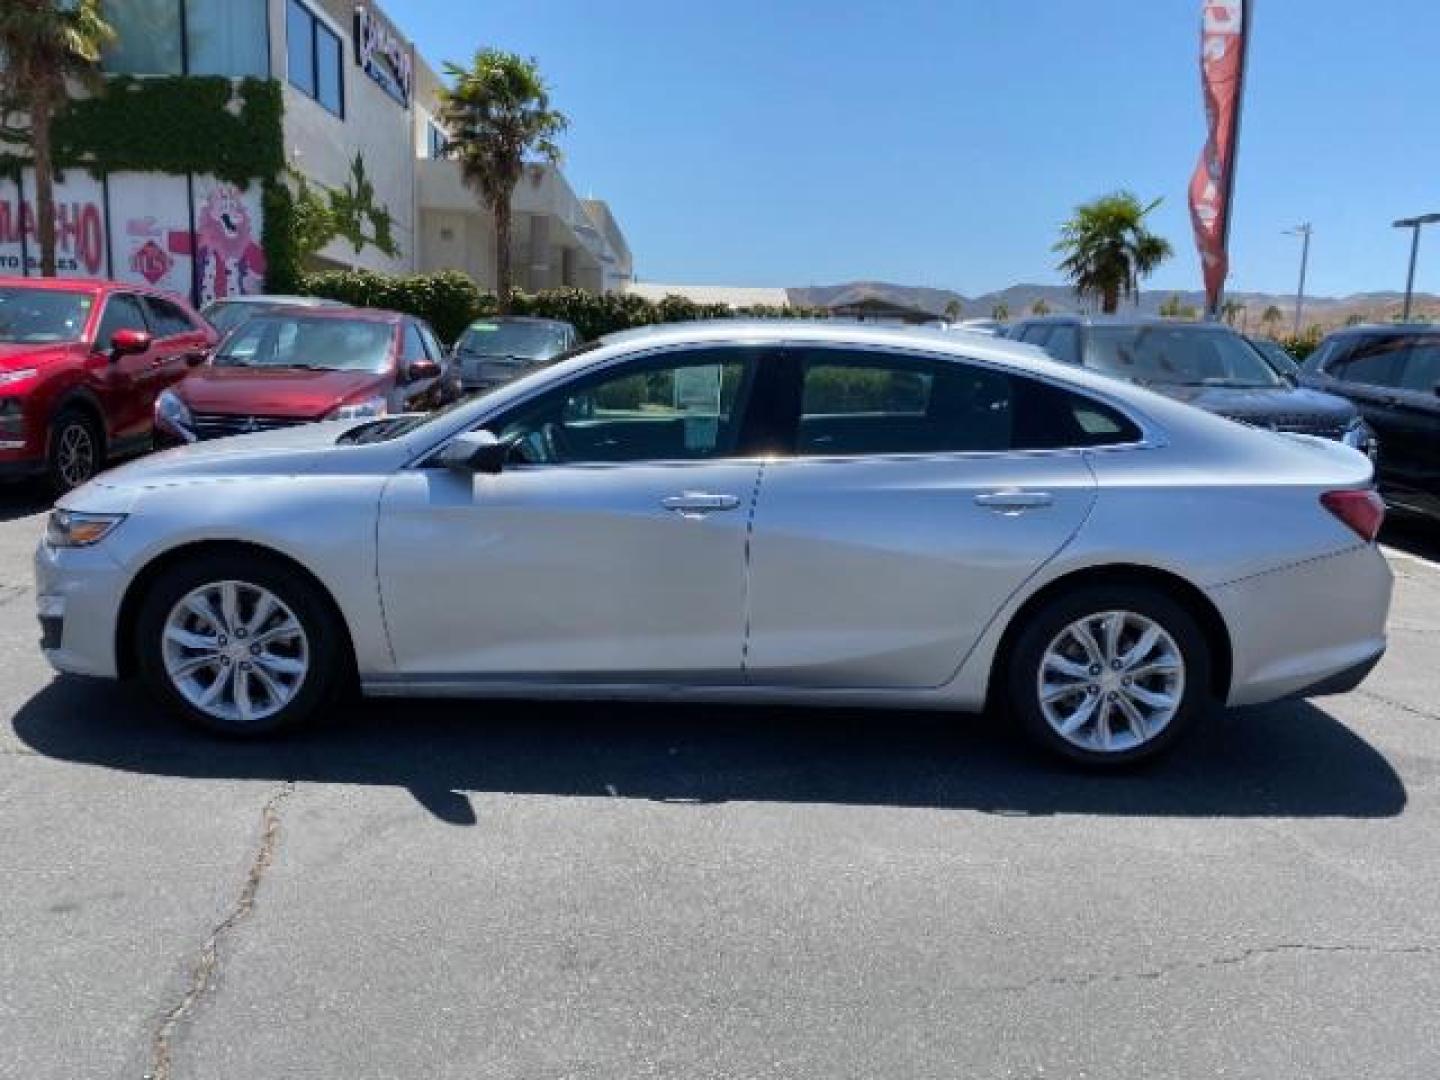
[785, 282, 1440, 329]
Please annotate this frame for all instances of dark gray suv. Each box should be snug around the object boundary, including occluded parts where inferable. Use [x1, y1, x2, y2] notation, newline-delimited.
[1008, 316, 1375, 454]
[1302, 324, 1440, 522]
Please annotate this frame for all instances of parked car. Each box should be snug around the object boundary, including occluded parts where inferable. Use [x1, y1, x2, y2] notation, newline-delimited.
[950, 318, 1005, 336]
[1009, 316, 1375, 455]
[154, 308, 454, 445]
[0, 277, 216, 491]
[1247, 335, 1301, 378]
[199, 294, 347, 337]
[1301, 324, 1440, 522]
[452, 317, 579, 392]
[40, 322, 1390, 767]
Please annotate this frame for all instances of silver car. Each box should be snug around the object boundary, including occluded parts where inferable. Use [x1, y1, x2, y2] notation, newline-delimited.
[35, 322, 1392, 765]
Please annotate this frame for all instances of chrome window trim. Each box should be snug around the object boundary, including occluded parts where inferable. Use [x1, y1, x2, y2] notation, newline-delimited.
[402, 337, 1168, 471]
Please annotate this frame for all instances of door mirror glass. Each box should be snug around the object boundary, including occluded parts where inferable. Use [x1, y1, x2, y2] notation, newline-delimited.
[110, 328, 153, 357]
[440, 429, 508, 474]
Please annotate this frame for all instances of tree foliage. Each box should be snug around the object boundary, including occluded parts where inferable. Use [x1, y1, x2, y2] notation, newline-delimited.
[1054, 191, 1173, 314]
[439, 49, 568, 315]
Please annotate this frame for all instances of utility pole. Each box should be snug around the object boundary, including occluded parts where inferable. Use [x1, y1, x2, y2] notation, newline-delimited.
[1285, 223, 1312, 336]
[1392, 213, 1440, 322]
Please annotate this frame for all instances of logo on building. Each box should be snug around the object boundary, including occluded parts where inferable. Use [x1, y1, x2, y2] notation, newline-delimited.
[131, 239, 172, 285]
[355, 5, 413, 107]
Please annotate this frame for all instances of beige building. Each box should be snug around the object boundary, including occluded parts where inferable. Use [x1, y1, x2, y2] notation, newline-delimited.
[89, 0, 633, 293]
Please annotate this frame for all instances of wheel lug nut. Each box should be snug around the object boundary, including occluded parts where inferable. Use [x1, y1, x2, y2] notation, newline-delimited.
[218, 636, 228, 647]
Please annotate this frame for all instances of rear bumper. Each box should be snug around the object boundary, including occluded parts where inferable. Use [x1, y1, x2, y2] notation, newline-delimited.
[1209, 544, 1393, 707]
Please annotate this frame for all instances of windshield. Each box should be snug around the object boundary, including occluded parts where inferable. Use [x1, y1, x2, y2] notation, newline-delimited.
[0, 286, 94, 344]
[456, 321, 569, 361]
[215, 315, 395, 373]
[1085, 326, 1285, 388]
[1250, 338, 1300, 376]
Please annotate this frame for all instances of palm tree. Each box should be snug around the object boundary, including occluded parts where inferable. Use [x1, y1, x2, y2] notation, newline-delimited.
[1221, 299, 1244, 327]
[0, 1, 113, 277]
[1054, 191, 1173, 314]
[440, 49, 568, 314]
[1159, 293, 1182, 318]
[943, 299, 962, 322]
[992, 302, 1009, 322]
[1031, 299, 1051, 317]
[1261, 305, 1283, 336]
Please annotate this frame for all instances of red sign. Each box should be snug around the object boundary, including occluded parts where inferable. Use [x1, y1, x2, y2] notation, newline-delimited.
[131, 239, 173, 285]
[1189, 1, 1247, 313]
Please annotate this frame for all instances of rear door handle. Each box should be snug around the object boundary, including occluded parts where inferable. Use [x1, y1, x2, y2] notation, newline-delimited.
[662, 492, 743, 516]
[974, 490, 1054, 511]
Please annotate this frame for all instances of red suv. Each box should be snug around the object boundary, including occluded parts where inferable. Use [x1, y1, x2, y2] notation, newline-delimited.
[0, 277, 216, 491]
[154, 307, 454, 444]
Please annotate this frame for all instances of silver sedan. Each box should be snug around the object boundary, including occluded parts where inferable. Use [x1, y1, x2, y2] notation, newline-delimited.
[35, 322, 1393, 765]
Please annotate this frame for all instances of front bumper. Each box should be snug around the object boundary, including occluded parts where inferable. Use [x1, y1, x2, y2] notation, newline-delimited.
[34, 538, 127, 679]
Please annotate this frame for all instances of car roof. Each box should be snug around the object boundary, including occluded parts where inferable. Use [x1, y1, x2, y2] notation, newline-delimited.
[240, 305, 405, 323]
[466, 316, 573, 328]
[1016, 314, 1239, 331]
[206, 294, 345, 307]
[1324, 322, 1440, 337]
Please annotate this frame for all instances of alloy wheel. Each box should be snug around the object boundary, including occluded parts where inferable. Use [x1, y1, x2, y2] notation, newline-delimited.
[56, 423, 96, 489]
[1037, 610, 1185, 754]
[161, 581, 310, 725]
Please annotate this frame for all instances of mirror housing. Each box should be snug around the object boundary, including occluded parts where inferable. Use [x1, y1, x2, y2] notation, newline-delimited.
[439, 429, 508, 475]
[407, 358, 441, 383]
[109, 328, 152, 358]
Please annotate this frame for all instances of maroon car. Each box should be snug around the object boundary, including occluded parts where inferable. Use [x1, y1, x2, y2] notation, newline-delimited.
[155, 307, 454, 444]
[0, 277, 216, 491]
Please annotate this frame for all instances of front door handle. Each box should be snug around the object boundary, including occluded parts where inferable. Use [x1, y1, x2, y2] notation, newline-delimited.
[974, 490, 1054, 512]
[662, 492, 743, 516]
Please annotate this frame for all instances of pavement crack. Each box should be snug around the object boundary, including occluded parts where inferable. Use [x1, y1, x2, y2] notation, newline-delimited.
[979, 942, 1440, 996]
[1354, 688, 1440, 723]
[144, 781, 294, 1080]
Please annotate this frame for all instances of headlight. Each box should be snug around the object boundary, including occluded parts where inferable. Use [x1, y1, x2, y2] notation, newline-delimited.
[327, 395, 389, 421]
[0, 367, 38, 387]
[45, 510, 126, 548]
[154, 389, 196, 442]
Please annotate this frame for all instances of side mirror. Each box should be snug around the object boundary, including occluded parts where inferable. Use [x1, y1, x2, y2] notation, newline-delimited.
[109, 328, 152, 358]
[439, 429, 508, 475]
[407, 358, 441, 383]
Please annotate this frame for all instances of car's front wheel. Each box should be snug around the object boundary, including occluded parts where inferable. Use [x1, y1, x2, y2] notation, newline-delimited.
[47, 408, 102, 493]
[1007, 584, 1211, 766]
[135, 552, 348, 736]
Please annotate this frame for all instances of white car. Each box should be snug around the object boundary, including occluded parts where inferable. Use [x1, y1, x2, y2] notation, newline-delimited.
[36, 322, 1392, 765]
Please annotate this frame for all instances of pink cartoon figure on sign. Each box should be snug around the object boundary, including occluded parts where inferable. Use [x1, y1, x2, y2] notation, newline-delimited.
[196, 183, 265, 304]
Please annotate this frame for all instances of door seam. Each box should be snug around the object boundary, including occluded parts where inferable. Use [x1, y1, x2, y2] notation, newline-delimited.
[740, 460, 768, 677]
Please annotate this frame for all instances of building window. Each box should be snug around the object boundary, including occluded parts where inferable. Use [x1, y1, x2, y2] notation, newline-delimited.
[103, 0, 268, 78]
[287, 0, 345, 117]
[427, 122, 449, 160]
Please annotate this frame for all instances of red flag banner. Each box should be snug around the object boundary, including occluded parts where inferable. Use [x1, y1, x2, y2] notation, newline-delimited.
[1190, 0, 1247, 313]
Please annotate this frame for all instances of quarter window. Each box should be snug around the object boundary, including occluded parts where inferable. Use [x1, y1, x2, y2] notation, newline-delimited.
[493, 349, 754, 465]
[288, 0, 345, 117]
[794, 350, 1139, 456]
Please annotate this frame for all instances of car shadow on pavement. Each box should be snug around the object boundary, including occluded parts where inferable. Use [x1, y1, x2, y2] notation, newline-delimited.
[1382, 518, 1440, 564]
[11, 677, 1407, 825]
[0, 485, 51, 523]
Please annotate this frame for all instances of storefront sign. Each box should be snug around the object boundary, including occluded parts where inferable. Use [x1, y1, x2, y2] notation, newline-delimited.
[355, 4, 413, 107]
[108, 173, 193, 294]
[0, 171, 109, 278]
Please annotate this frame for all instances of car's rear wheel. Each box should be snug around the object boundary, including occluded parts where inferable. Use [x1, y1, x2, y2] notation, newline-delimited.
[136, 553, 347, 736]
[47, 409, 102, 493]
[1007, 585, 1211, 766]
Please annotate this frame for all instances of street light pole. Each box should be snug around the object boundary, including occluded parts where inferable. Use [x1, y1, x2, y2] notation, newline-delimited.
[1285, 224, 1312, 337]
[1392, 213, 1440, 322]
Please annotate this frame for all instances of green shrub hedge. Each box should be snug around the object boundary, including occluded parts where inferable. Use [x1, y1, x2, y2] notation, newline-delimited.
[298, 271, 825, 344]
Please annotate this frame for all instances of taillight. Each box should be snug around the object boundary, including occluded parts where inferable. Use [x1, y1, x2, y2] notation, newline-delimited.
[1321, 489, 1385, 543]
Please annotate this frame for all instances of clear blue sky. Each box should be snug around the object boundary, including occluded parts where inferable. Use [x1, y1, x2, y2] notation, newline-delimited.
[403, 0, 1440, 298]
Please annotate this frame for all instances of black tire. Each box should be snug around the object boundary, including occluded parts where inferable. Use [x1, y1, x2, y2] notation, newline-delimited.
[1006, 584, 1212, 767]
[135, 551, 349, 736]
[46, 408, 103, 493]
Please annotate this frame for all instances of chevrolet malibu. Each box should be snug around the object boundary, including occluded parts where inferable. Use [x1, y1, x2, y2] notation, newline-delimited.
[36, 322, 1392, 766]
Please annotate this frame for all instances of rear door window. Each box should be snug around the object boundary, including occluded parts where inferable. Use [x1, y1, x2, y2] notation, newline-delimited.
[142, 296, 197, 338]
[1397, 339, 1440, 394]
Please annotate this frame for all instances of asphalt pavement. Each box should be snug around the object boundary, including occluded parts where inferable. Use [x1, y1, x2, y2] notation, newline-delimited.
[2, 488, 1438, 1080]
